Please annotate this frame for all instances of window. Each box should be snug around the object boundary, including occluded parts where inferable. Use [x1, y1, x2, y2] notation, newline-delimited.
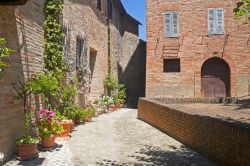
[164, 11, 179, 37]
[63, 21, 75, 72]
[63, 21, 71, 58]
[208, 8, 224, 35]
[163, 59, 180, 73]
[108, 0, 112, 19]
[97, 0, 101, 11]
[76, 37, 85, 68]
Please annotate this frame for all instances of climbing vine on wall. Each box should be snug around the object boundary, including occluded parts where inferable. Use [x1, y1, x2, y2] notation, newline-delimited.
[0, 37, 13, 74]
[44, 0, 65, 72]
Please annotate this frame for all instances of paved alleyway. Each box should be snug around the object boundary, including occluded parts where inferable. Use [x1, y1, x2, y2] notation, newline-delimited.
[5, 109, 216, 166]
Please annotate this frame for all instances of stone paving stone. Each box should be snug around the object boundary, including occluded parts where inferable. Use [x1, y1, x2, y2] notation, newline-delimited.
[4, 109, 217, 166]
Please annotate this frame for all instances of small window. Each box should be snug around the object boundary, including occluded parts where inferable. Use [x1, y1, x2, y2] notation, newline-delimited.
[208, 8, 224, 35]
[164, 11, 179, 37]
[97, 0, 101, 11]
[163, 59, 180, 73]
[108, 0, 112, 19]
[76, 37, 85, 68]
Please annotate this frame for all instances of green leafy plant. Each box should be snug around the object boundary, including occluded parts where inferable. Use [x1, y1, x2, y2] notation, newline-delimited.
[16, 114, 39, 145]
[117, 84, 126, 104]
[0, 37, 13, 74]
[56, 84, 77, 113]
[234, 0, 250, 23]
[104, 74, 118, 96]
[24, 71, 61, 110]
[83, 106, 96, 119]
[101, 96, 114, 107]
[54, 110, 68, 122]
[64, 104, 84, 119]
[24, 72, 60, 97]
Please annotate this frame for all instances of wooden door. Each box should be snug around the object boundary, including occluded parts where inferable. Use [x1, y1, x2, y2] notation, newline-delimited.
[201, 58, 230, 97]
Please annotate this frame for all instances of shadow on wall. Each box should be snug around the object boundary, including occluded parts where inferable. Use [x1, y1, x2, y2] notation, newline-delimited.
[70, 0, 139, 37]
[119, 40, 147, 108]
[97, 145, 216, 166]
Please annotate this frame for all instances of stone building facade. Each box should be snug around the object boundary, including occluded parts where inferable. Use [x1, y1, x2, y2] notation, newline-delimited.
[0, 0, 146, 162]
[146, 0, 250, 98]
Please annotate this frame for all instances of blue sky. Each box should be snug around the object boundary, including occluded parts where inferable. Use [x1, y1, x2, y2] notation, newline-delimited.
[121, 0, 146, 41]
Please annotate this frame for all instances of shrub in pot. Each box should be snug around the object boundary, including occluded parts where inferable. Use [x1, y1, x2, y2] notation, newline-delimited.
[55, 112, 73, 136]
[82, 106, 96, 123]
[101, 96, 114, 112]
[117, 84, 126, 108]
[64, 104, 84, 125]
[16, 114, 39, 160]
[37, 109, 63, 148]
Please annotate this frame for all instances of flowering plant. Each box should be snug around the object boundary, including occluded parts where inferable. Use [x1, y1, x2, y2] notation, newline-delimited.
[37, 109, 63, 139]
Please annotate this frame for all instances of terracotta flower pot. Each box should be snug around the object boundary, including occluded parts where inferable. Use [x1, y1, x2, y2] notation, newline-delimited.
[70, 121, 74, 132]
[73, 118, 81, 124]
[118, 103, 124, 108]
[41, 135, 56, 148]
[109, 104, 117, 112]
[59, 121, 72, 137]
[17, 143, 38, 160]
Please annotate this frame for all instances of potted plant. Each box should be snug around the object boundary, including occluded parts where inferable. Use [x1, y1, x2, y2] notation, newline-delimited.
[64, 104, 84, 125]
[117, 84, 126, 108]
[16, 114, 39, 161]
[73, 109, 84, 124]
[37, 109, 63, 148]
[54, 112, 72, 136]
[101, 96, 114, 112]
[82, 106, 96, 123]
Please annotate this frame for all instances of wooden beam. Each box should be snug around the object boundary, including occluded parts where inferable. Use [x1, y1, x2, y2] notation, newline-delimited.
[0, 0, 29, 5]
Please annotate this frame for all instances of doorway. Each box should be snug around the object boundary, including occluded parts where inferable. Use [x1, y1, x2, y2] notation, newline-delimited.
[201, 57, 230, 97]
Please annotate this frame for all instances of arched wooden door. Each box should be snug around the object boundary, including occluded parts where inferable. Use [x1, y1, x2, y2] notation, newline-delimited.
[201, 58, 230, 97]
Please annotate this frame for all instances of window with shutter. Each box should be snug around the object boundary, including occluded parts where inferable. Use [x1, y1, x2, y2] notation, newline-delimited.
[208, 8, 224, 35]
[164, 11, 179, 37]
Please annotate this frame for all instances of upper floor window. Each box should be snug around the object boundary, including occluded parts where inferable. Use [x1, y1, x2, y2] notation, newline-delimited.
[76, 36, 85, 68]
[164, 11, 179, 38]
[108, 0, 113, 19]
[97, 0, 101, 11]
[208, 8, 224, 35]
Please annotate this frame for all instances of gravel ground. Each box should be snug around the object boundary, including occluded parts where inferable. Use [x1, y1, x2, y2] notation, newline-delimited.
[4, 109, 217, 166]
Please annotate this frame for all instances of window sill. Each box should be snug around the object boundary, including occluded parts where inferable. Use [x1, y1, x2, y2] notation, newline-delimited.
[207, 33, 225, 37]
[165, 36, 179, 38]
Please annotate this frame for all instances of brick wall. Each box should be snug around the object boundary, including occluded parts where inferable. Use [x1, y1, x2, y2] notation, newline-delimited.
[138, 98, 250, 166]
[146, 0, 250, 98]
[63, 0, 109, 101]
[109, 1, 146, 106]
[0, 0, 45, 163]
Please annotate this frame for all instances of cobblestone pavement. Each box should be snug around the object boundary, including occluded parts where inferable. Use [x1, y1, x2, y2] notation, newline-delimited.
[4, 109, 217, 166]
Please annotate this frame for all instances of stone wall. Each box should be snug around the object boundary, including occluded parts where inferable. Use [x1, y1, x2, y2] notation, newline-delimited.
[146, 0, 250, 98]
[138, 98, 250, 166]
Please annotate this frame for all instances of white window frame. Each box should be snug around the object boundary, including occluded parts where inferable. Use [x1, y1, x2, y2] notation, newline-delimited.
[163, 11, 179, 38]
[208, 8, 225, 35]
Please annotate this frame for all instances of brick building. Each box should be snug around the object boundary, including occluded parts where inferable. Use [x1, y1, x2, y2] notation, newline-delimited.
[146, 0, 250, 98]
[0, 0, 145, 162]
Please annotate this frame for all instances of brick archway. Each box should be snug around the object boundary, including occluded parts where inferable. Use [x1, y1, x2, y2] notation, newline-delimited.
[195, 55, 237, 97]
[201, 57, 230, 97]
